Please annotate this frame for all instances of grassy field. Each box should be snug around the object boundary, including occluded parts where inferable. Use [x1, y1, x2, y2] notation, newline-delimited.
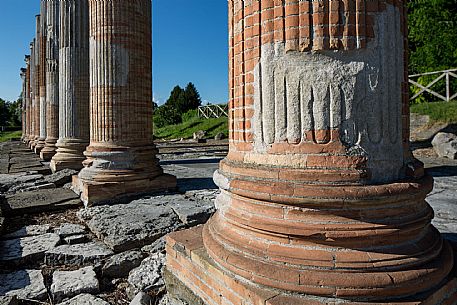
[154, 116, 228, 140]
[410, 101, 457, 124]
[0, 130, 22, 143]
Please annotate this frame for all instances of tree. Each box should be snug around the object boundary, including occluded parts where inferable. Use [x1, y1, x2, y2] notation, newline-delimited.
[183, 82, 202, 111]
[0, 98, 9, 127]
[408, 0, 457, 74]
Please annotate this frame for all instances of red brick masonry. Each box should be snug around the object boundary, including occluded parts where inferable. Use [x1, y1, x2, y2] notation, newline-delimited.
[166, 226, 457, 305]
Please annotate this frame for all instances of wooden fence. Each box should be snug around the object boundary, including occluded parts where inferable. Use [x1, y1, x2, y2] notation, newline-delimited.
[409, 68, 457, 102]
[197, 104, 228, 119]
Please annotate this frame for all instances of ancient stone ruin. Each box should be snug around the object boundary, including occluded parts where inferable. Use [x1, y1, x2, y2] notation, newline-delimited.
[5, 0, 457, 304]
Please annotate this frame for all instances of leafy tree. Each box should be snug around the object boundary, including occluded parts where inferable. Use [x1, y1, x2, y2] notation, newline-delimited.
[8, 98, 22, 127]
[153, 103, 181, 128]
[0, 98, 9, 127]
[408, 0, 457, 74]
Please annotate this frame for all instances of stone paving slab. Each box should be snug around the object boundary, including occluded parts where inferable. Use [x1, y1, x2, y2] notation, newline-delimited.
[57, 294, 110, 305]
[0, 270, 47, 301]
[44, 241, 114, 266]
[0, 233, 60, 264]
[1, 188, 81, 216]
[51, 266, 99, 302]
[77, 199, 181, 252]
[2, 224, 52, 240]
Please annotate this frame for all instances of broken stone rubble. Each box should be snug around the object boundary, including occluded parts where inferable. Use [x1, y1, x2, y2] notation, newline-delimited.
[51, 266, 99, 302]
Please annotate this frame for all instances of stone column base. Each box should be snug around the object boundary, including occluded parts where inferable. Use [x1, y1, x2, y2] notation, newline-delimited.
[34, 138, 46, 155]
[165, 227, 457, 305]
[40, 139, 58, 161]
[72, 173, 177, 207]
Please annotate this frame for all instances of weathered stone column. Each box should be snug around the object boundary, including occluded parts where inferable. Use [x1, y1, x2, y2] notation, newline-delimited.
[30, 15, 41, 150]
[20, 68, 27, 142]
[73, 0, 176, 206]
[165, 1, 457, 304]
[24, 55, 32, 144]
[50, 0, 90, 172]
[41, 0, 59, 161]
[28, 41, 37, 147]
[35, 1, 47, 154]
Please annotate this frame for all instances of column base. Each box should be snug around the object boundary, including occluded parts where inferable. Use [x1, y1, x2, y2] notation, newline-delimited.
[40, 138, 58, 161]
[50, 140, 88, 173]
[165, 226, 457, 305]
[34, 138, 46, 155]
[72, 173, 177, 207]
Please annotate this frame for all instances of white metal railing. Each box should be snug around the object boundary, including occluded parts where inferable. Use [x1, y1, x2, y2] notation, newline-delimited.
[409, 68, 457, 102]
[198, 104, 228, 119]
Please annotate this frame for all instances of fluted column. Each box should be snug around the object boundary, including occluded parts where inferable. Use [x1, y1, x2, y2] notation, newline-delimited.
[30, 16, 40, 150]
[41, 0, 60, 161]
[20, 68, 27, 142]
[166, 0, 456, 304]
[50, 0, 90, 172]
[73, 0, 176, 206]
[35, 1, 47, 154]
[24, 55, 31, 144]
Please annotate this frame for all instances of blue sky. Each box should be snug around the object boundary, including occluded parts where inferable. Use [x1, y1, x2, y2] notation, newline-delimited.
[0, 0, 228, 105]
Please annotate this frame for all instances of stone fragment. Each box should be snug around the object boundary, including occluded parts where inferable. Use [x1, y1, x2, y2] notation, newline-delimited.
[57, 294, 109, 305]
[0, 217, 4, 234]
[0, 270, 47, 301]
[0, 173, 43, 193]
[2, 224, 51, 239]
[0, 296, 18, 305]
[193, 130, 206, 141]
[15, 182, 56, 192]
[141, 237, 165, 254]
[2, 188, 81, 216]
[0, 233, 60, 264]
[45, 242, 114, 266]
[158, 294, 188, 305]
[214, 132, 224, 140]
[129, 292, 152, 305]
[63, 234, 88, 245]
[77, 201, 180, 252]
[57, 223, 86, 237]
[102, 250, 145, 278]
[128, 253, 166, 294]
[168, 194, 215, 226]
[432, 132, 457, 159]
[51, 267, 99, 302]
[44, 169, 78, 187]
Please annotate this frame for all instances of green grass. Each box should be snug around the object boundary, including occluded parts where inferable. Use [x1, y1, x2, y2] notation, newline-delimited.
[154, 116, 228, 140]
[410, 101, 457, 124]
[0, 130, 22, 142]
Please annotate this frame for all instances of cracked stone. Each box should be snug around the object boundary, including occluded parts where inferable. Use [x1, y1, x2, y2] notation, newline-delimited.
[2, 225, 52, 240]
[0, 233, 60, 264]
[51, 267, 99, 302]
[45, 242, 114, 266]
[128, 252, 166, 294]
[77, 200, 180, 252]
[102, 250, 145, 278]
[57, 223, 86, 238]
[0, 270, 47, 301]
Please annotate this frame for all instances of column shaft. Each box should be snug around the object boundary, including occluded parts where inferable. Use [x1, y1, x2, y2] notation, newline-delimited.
[50, 0, 90, 172]
[41, 0, 60, 161]
[166, 0, 456, 304]
[73, 0, 176, 206]
[35, 1, 48, 154]
[20, 68, 27, 141]
[30, 16, 40, 150]
[24, 55, 31, 144]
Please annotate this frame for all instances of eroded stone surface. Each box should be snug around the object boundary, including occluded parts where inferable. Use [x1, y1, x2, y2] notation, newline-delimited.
[0, 270, 47, 301]
[0, 296, 18, 305]
[63, 234, 88, 245]
[0, 173, 44, 193]
[0, 233, 60, 264]
[128, 252, 166, 294]
[44, 169, 78, 187]
[129, 292, 152, 305]
[102, 250, 145, 278]
[57, 223, 86, 238]
[57, 294, 109, 305]
[2, 225, 51, 240]
[2, 188, 81, 216]
[77, 201, 180, 252]
[432, 132, 457, 159]
[51, 266, 99, 302]
[44, 242, 114, 266]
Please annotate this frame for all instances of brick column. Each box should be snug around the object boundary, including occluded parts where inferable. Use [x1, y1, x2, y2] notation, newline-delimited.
[50, 0, 90, 172]
[73, 0, 176, 206]
[30, 16, 40, 150]
[35, 1, 47, 154]
[24, 55, 31, 144]
[20, 68, 27, 142]
[165, 1, 457, 304]
[41, 0, 59, 161]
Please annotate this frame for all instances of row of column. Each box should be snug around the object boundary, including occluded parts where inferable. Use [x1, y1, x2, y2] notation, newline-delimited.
[20, 0, 176, 206]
